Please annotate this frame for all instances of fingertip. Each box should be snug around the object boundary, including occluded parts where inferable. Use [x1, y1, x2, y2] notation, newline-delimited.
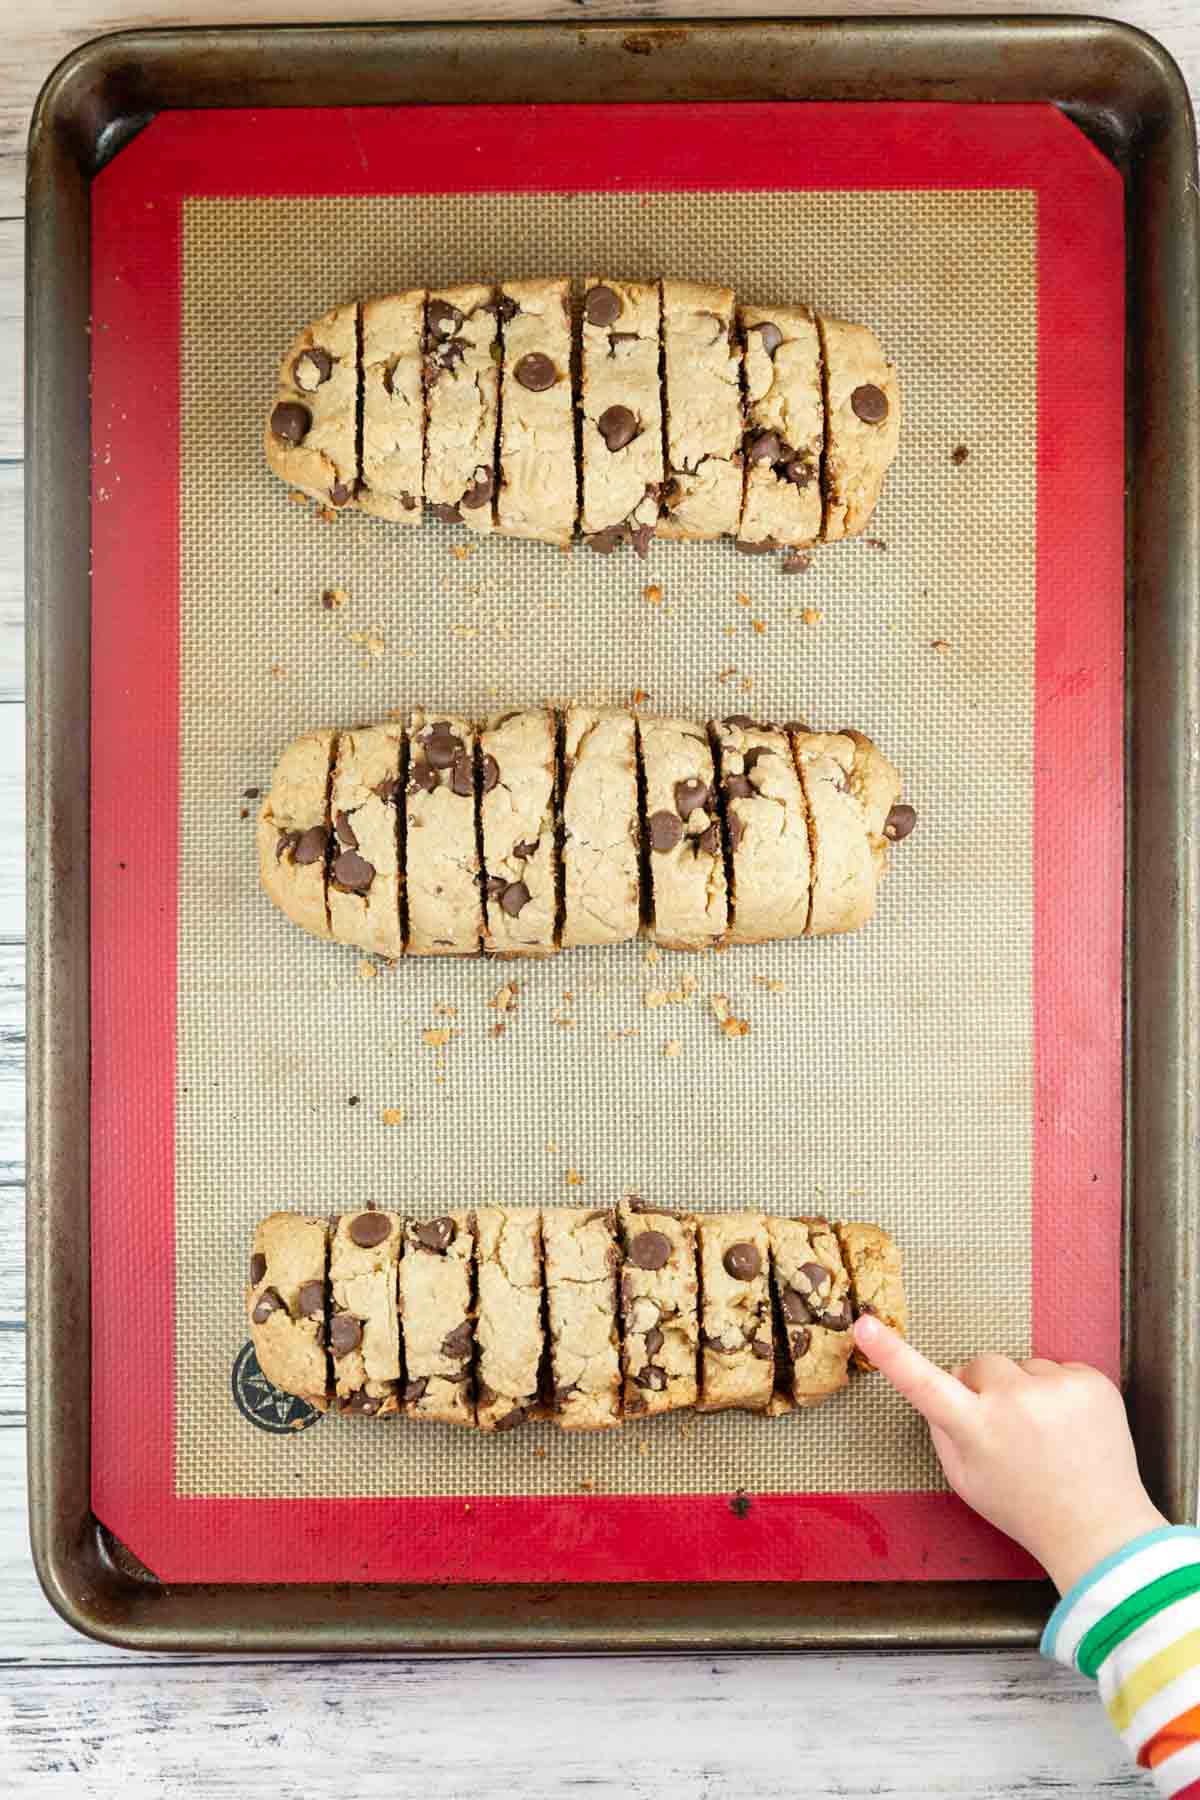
[853, 1312, 884, 1353]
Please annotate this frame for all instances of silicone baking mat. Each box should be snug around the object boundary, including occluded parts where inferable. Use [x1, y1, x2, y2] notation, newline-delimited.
[88, 101, 1124, 1585]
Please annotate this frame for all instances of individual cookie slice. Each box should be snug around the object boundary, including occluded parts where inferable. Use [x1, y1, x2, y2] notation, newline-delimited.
[475, 1207, 544, 1431]
[357, 289, 425, 523]
[496, 277, 577, 547]
[816, 315, 901, 541]
[836, 1221, 908, 1371]
[766, 1216, 855, 1409]
[658, 280, 744, 541]
[404, 710, 483, 956]
[639, 714, 728, 950]
[617, 1199, 699, 1418]
[327, 723, 405, 958]
[541, 1206, 622, 1430]
[788, 729, 902, 936]
[264, 301, 358, 508]
[579, 278, 663, 555]
[710, 716, 810, 943]
[737, 304, 823, 550]
[329, 1207, 404, 1416]
[560, 706, 641, 949]
[257, 727, 337, 941]
[695, 1213, 773, 1412]
[399, 1213, 477, 1426]
[423, 282, 500, 533]
[479, 708, 559, 958]
[246, 1212, 331, 1411]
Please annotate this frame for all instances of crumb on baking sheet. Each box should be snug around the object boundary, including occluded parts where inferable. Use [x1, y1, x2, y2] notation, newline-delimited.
[643, 583, 663, 605]
[643, 947, 659, 967]
[270, 663, 287, 680]
[380, 1107, 405, 1126]
[736, 592, 751, 607]
[710, 993, 750, 1038]
[782, 553, 812, 575]
[631, 688, 650, 707]
[951, 444, 970, 466]
[546, 1140, 560, 1153]
[717, 666, 738, 684]
[450, 543, 473, 560]
[751, 618, 766, 635]
[565, 1168, 584, 1187]
[357, 959, 377, 981]
[422, 1027, 454, 1049]
[663, 1039, 682, 1059]
[322, 586, 349, 610]
[932, 638, 952, 654]
[864, 537, 887, 551]
[753, 976, 785, 992]
[349, 628, 386, 659]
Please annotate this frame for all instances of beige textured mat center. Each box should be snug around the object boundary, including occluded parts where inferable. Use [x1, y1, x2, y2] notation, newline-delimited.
[177, 185, 1035, 1499]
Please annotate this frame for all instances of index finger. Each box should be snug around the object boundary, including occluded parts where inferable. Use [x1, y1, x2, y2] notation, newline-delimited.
[854, 1315, 976, 1435]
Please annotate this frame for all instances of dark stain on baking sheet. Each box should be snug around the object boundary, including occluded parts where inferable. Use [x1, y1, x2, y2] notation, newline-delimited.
[729, 1489, 753, 1520]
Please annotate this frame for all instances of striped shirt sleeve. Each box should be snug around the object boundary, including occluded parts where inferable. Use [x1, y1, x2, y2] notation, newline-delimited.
[1042, 1526, 1200, 1797]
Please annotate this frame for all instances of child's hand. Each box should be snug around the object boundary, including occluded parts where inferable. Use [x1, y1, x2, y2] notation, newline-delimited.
[855, 1314, 1168, 1594]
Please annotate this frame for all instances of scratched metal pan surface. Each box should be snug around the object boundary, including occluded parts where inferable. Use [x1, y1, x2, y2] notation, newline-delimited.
[24, 18, 1199, 1653]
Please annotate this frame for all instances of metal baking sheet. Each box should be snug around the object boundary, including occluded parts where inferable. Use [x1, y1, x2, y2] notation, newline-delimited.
[25, 17, 1200, 1652]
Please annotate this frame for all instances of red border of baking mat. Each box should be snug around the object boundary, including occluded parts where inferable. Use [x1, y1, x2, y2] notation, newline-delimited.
[89, 102, 1124, 1585]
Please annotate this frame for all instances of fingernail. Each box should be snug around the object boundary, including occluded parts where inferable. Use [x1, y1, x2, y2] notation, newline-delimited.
[853, 1313, 882, 1347]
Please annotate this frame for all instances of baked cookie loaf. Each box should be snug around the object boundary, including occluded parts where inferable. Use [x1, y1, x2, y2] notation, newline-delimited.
[258, 708, 915, 958]
[243, 1204, 905, 1429]
[264, 282, 900, 549]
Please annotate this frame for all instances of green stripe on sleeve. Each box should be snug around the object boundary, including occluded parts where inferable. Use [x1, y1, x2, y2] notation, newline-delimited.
[1078, 1565, 1200, 1679]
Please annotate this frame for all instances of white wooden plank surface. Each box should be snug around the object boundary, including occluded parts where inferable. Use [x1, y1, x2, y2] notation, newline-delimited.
[3, 3, 1197, 1793]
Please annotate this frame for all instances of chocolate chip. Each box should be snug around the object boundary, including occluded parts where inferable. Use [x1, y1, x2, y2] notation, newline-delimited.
[423, 728, 463, 769]
[952, 444, 970, 466]
[747, 429, 781, 464]
[598, 405, 638, 452]
[449, 750, 474, 798]
[697, 822, 720, 857]
[441, 1320, 473, 1359]
[334, 810, 358, 849]
[644, 1327, 664, 1356]
[494, 1406, 526, 1431]
[461, 465, 494, 509]
[252, 1286, 284, 1324]
[486, 295, 520, 324]
[499, 880, 531, 916]
[329, 1312, 362, 1355]
[250, 1252, 266, 1286]
[333, 850, 374, 893]
[349, 1211, 392, 1248]
[409, 759, 437, 793]
[826, 1301, 853, 1332]
[414, 1217, 456, 1252]
[741, 747, 774, 774]
[293, 826, 327, 866]
[784, 460, 814, 489]
[630, 1229, 671, 1271]
[513, 840, 539, 860]
[782, 553, 812, 574]
[797, 1261, 829, 1296]
[480, 754, 500, 794]
[750, 1337, 772, 1360]
[431, 501, 463, 525]
[727, 812, 745, 852]
[735, 538, 779, 555]
[630, 521, 655, 558]
[636, 1365, 668, 1391]
[343, 1390, 381, 1415]
[554, 1383, 577, 1404]
[404, 1377, 428, 1404]
[791, 1327, 812, 1359]
[585, 285, 622, 327]
[750, 320, 782, 357]
[373, 777, 400, 803]
[725, 773, 754, 799]
[674, 778, 709, 819]
[485, 875, 507, 899]
[723, 714, 757, 729]
[270, 401, 311, 445]
[781, 721, 813, 736]
[427, 298, 464, 340]
[885, 803, 917, 842]
[298, 1280, 324, 1318]
[851, 383, 889, 424]
[780, 1288, 807, 1324]
[400, 491, 417, 511]
[587, 525, 625, 553]
[515, 352, 556, 392]
[723, 1241, 761, 1281]
[329, 482, 353, 507]
[648, 810, 683, 853]
[294, 347, 333, 388]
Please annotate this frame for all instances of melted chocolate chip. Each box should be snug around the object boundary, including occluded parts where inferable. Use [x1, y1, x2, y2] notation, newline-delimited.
[515, 352, 556, 392]
[329, 1312, 362, 1355]
[329, 483, 353, 507]
[450, 750, 474, 798]
[404, 1377, 429, 1404]
[480, 754, 500, 794]
[423, 728, 464, 770]
[298, 1280, 324, 1318]
[349, 1211, 392, 1248]
[499, 880, 531, 917]
[748, 429, 781, 464]
[441, 1320, 473, 1359]
[791, 1327, 812, 1360]
[461, 465, 494, 509]
[725, 773, 754, 799]
[799, 1261, 831, 1297]
[250, 1252, 267, 1286]
[636, 1365, 668, 1391]
[644, 1327, 664, 1357]
[727, 811, 745, 852]
[851, 383, 889, 424]
[629, 1229, 671, 1271]
[374, 777, 401, 803]
[723, 714, 758, 729]
[409, 759, 437, 794]
[333, 850, 374, 894]
[750, 320, 783, 357]
[750, 1337, 772, 1360]
[784, 460, 814, 489]
[885, 803, 917, 842]
[293, 826, 327, 866]
[648, 810, 683, 853]
[781, 1287, 808, 1324]
[494, 1406, 526, 1431]
[723, 1241, 761, 1281]
[431, 501, 464, 525]
[486, 295, 520, 324]
[426, 298, 464, 340]
[735, 538, 779, 555]
[294, 347, 333, 388]
[334, 810, 358, 849]
[513, 840, 539, 860]
[587, 525, 625, 553]
[252, 1286, 284, 1324]
[585, 285, 622, 327]
[414, 1217, 456, 1252]
[697, 821, 720, 857]
[270, 401, 311, 445]
[598, 405, 638, 452]
[674, 778, 709, 819]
